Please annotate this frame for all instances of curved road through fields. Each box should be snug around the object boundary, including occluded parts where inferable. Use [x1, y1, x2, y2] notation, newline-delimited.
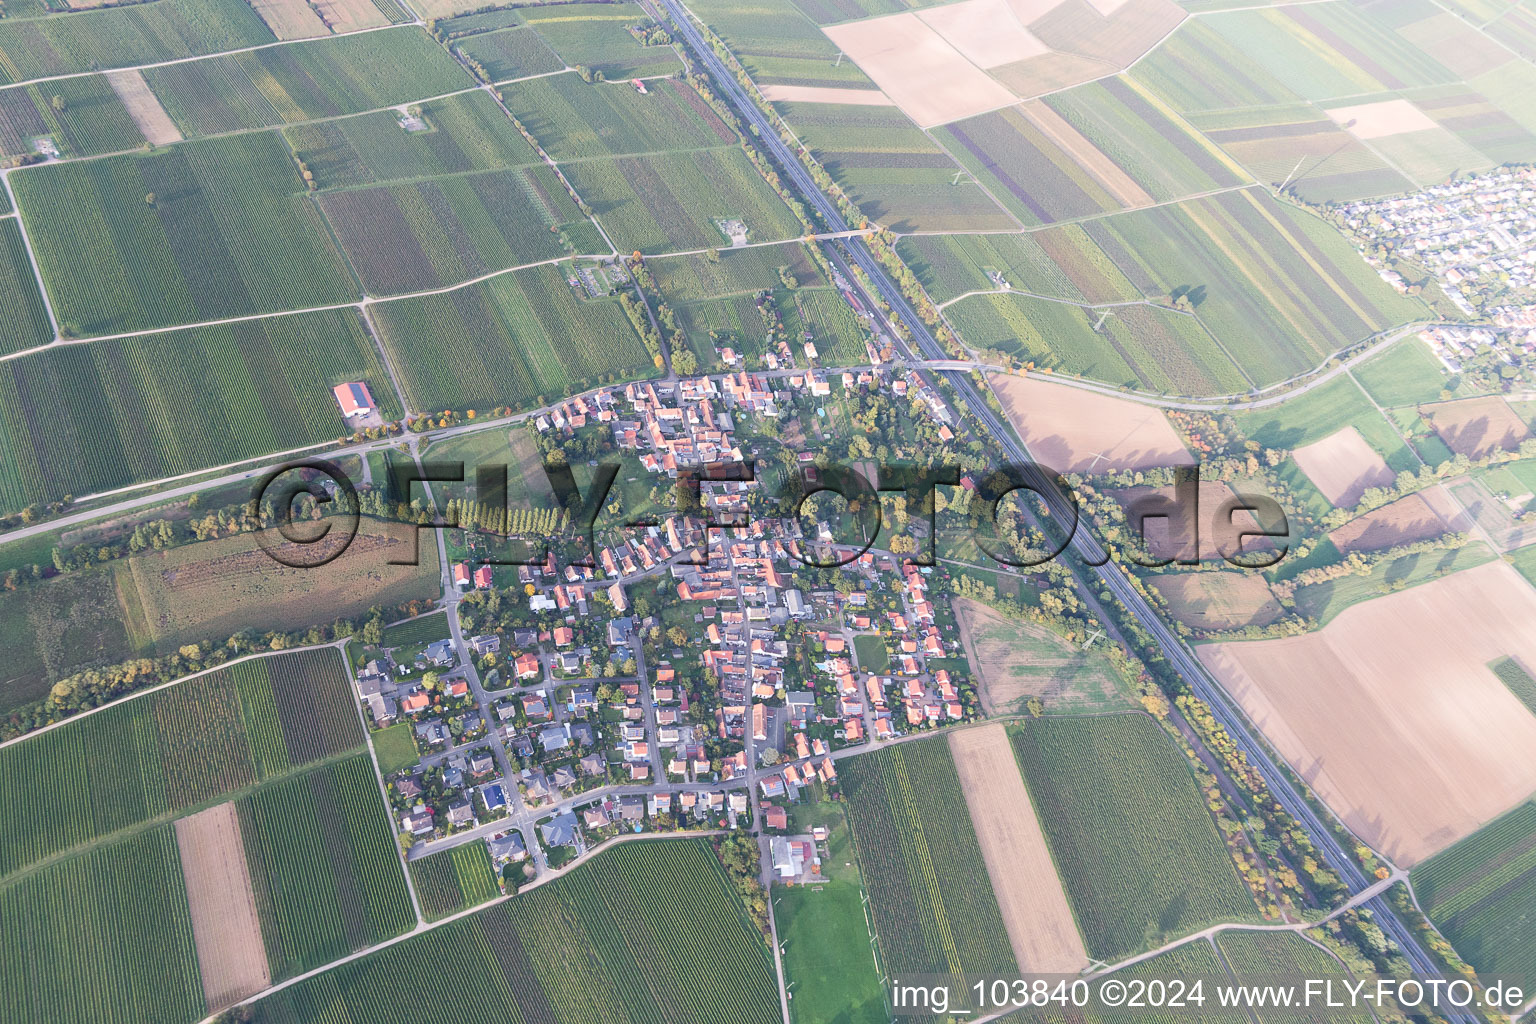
[657, 2, 1471, 1013]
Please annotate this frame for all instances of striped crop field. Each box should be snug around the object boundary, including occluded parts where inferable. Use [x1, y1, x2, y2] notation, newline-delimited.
[371, 262, 653, 413]
[318, 164, 592, 295]
[0, 75, 145, 159]
[249, 838, 781, 1024]
[410, 841, 502, 921]
[500, 74, 736, 160]
[13, 131, 355, 336]
[0, 308, 398, 516]
[1043, 77, 1247, 202]
[937, 106, 1123, 226]
[1084, 188, 1426, 387]
[774, 101, 1014, 233]
[1010, 714, 1259, 961]
[0, 825, 204, 1024]
[143, 27, 471, 136]
[283, 90, 542, 190]
[840, 737, 1018, 990]
[1411, 799, 1536, 981]
[240, 754, 415, 978]
[522, 2, 683, 79]
[561, 146, 803, 253]
[0, 0, 275, 84]
[1191, 105, 1412, 203]
[0, 647, 359, 879]
[1199, 5, 1457, 103]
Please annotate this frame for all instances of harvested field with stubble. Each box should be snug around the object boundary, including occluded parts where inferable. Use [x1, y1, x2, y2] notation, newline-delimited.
[952, 597, 1128, 713]
[1290, 426, 1396, 508]
[1425, 396, 1533, 458]
[176, 802, 270, 1011]
[1327, 490, 1451, 553]
[1198, 560, 1536, 867]
[823, 13, 1017, 127]
[1149, 571, 1283, 631]
[1117, 480, 1277, 563]
[250, 0, 330, 39]
[949, 724, 1088, 974]
[989, 373, 1191, 474]
[106, 70, 182, 145]
[122, 519, 440, 651]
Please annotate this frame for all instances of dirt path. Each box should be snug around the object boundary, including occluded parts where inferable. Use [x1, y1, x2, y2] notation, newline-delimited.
[949, 723, 1088, 973]
[175, 803, 270, 1011]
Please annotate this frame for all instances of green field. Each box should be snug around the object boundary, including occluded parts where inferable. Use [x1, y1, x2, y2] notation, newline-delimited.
[319, 163, 593, 294]
[0, 825, 204, 1024]
[284, 90, 542, 190]
[649, 240, 824, 302]
[1490, 656, 1536, 716]
[0, 647, 359, 879]
[0, 0, 276, 83]
[775, 100, 1012, 233]
[1412, 799, 1536, 983]
[1234, 374, 1416, 469]
[144, 27, 472, 136]
[1292, 541, 1494, 623]
[372, 262, 653, 412]
[383, 611, 452, 647]
[1086, 189, 1425, 387]
[690, 0, 877, 89]
[248, 838, 780, 1024]
[997, 940, 1244, 1023]
[898, 231, 1088, 306]
[1352, 336, 1456, 408]
[14, 131, 355, 336]
[1046, 77, 1246, 202]
[522, 3, 683, 79]
[937, 106, 1122, 226]
[240, 754, 415, 977]
[1195, 107, 1413, 204]
[410, 841, 502, 920]
[502, 73, 735, 160]
[0, 308, 397, 516]
[0, 561, 142, 714]
[776, 881, 886, 1024]
[372, 722, 420, 776]
[0, 74, 145, 159]
[851, 633, 889, 673]
[1217, 931, 1370, 1024]
[0, 218, 53, 356]
[948, 291, 1248, 396]
[1010, 714, 1257, 961]
[840, 738, 1018, 986]
[1201, 5, 1457, 103]
[454, 25, 564, 83]
[1132, 18, 1304, 112]
[564, 146, 802, 252]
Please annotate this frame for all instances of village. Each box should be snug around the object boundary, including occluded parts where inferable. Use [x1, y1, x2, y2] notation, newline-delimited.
[345, 364, 986, 891]
[1338, 166, 1536, 380]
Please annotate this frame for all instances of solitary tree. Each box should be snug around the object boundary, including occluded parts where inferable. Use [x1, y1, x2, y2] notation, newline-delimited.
[144, 192, 156, 207]
[50, 95, 64, 112]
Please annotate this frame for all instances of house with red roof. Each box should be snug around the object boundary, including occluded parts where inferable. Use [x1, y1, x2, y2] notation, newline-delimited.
[332, 381, 375, 419]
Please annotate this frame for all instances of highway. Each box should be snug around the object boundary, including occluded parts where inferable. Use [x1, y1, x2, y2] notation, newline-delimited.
[659, 0, 1469, 1011]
